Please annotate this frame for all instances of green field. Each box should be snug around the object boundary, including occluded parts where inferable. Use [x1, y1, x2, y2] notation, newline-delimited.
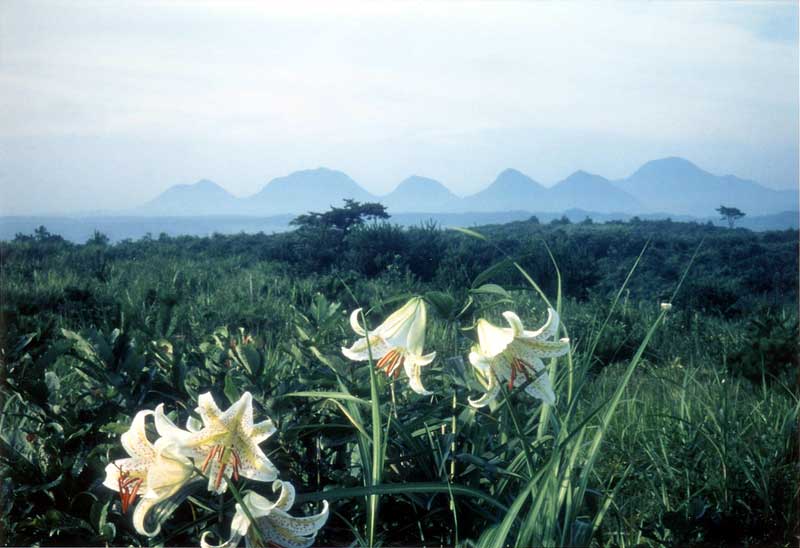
[1, 216, 797, 547]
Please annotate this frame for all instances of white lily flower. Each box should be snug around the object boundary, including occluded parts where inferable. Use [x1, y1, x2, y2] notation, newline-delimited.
[468, 308, 570, 408]
[201, 481, 329, 548]
[342, 297, 436, 395]
[154, 391, 278, 494]
[103, 410, 199, 536]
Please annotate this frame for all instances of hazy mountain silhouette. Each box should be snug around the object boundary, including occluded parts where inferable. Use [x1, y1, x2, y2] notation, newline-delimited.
[615, 157, 797, 216]
[382, 176, 459, 213]
[246, 167, 374, 214]
[548, 170, 641, 213]
[460, 169, 547, 212]
[137, 158, 796, 219]
[139, 179, 242, 215]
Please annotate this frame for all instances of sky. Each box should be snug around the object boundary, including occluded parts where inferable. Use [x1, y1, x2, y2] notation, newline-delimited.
[0, 1, 798, 214]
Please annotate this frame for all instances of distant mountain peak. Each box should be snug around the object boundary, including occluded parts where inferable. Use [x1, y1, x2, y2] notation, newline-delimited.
[139, 178, 239, 216]
[192, 179, 227, 190]
[156, 178, 233, 196]
[296, 166, 340, 176]
[619, 157, 796, 216]
[633, 157, 707, 179]
[401, 174, 439, 184]
[497, 167, 527, 179]
[383, 175, 458, 213]
[491, 168, 542, 188]
[249, 167, 374, 213]
[131, 158, 796, 219]
[394, 175, 454, 192]
[563, 170, 604, 183]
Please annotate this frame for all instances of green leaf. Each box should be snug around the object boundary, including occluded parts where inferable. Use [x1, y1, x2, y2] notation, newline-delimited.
[450, 226, 487, 240]
[424, 291, 457, 319]
[13, 332, 37, 354]
[471, 258, 514, 288]
[283, 391, 370, 405]
[89, 499, 110, 533]
[470, 283, 512, 300]
[295, 482, 508, 513]
[223, 372, 242, 405]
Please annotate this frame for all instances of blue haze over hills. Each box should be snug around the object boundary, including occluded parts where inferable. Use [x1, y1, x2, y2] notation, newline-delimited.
[2, 157, 797, 242]
[137, 157, 796, 218]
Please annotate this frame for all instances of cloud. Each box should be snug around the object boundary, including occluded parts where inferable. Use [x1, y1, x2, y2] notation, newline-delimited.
[0, 1, 796, 213]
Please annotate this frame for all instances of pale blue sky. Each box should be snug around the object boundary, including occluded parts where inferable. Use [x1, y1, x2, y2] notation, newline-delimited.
[1, 1, 797, 214]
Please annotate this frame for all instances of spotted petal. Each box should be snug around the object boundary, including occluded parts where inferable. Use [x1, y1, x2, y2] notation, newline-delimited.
[469, 307, 570, 407]
[178, 392, 279, 494]
[514, 337, 571, 359]
[518, 307, 560, 340]
[341, 335, 392, 362]
[201, 482, 329, 548]
[120, 410, 156, 461]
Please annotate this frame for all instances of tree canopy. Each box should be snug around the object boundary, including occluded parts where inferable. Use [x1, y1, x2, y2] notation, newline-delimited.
[717, 205, 746, 228]
[290, 199, 389, 233]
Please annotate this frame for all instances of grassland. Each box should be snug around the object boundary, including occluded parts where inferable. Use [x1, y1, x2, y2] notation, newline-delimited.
[1, 218, 797, 547]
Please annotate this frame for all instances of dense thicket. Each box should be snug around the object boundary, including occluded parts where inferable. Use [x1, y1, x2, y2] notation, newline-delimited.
[4, 218, 796, 312]
[1, 218, 797, 546]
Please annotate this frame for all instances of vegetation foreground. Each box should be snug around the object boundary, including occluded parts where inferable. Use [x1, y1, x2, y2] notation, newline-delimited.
[1, 215, 798, 547]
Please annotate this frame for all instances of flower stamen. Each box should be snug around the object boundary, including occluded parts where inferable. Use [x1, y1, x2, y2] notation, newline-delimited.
[510, 358, 533, 390]
[375, 348, 404, 378]
[206, 444, 242, 489]
[117, 469, 143, 513]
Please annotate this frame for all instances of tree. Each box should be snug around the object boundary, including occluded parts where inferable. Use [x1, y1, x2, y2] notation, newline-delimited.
[717, 205, 745, 229]
[31, 225, 65, 243]
[290, 199, 389, 233]
[86, 230, 110, 246]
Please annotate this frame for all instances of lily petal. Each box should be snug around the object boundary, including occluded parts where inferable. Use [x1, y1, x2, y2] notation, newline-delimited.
[196, 392, 224, 425]
[403, 299, 428, 356]
[519, 307, 560, 340]
[515, 337, 571, 359]
[523, 370, 556, 405]
[102, 457, 148, 492]
[409, 351, 436, 367]
[403, 360, 433, 396]
[185, 416, 203, 433]
[120, 410, 156, 461]
[377, 297, 422, 343]
[208, 484, 329, 548]
[235, 443, 279, 483]
[143, 440, 195, 500]
[341, 335, 392, 362]
[132, 477, 203, 537]
[476, 319, 515, 358]
[502, 311, 526, 337]
[153, 404, 192, 444]
[348, 308, 367, 337]
[468, 348, 493, 380]
[468, 372, 500, 408]
[250, 417, 277, 443]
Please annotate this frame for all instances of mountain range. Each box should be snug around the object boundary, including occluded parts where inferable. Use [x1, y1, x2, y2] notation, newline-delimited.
[138, 157, 797, 218]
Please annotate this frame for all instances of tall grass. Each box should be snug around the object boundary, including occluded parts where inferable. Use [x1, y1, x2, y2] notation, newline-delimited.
[1, 230, 796, 547]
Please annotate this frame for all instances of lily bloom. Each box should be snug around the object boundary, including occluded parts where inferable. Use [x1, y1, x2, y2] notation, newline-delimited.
[342, 297, 436, 395]
[154, 391, 278, 494]
[468, 308, 570, 408]
[103, 410, 198, 536]
[201, 480, 329, 548]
